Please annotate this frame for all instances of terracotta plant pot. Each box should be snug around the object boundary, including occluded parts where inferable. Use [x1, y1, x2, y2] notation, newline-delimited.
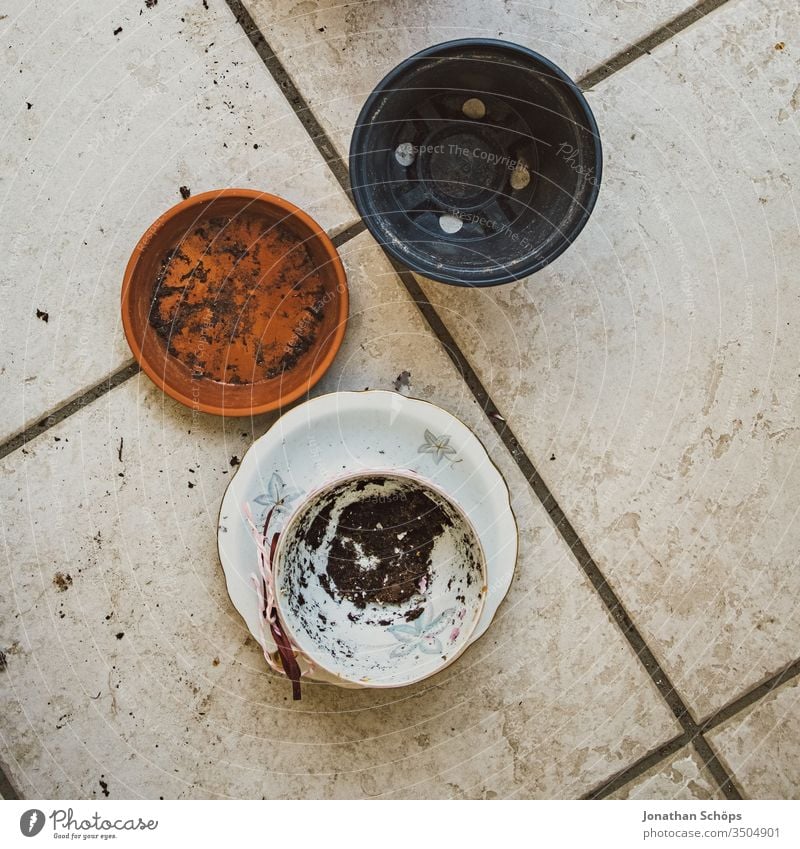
[121, 189, 348, 416]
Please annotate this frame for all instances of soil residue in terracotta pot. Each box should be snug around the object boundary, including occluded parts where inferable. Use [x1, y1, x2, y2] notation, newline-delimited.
[148, 213, 329, 385]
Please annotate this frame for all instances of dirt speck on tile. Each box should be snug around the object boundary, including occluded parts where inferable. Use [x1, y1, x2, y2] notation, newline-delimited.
[53, 572, 72, 592]
[393, 370, 411, 392]
[35, 308, 49, 322]
[179, 185, 191, 199]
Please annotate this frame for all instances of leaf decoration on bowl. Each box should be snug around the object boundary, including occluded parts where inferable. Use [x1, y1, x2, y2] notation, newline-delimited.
[388, 605, 456, 657]
[253, 471, 301, 520]
[418, 429, 458, 464]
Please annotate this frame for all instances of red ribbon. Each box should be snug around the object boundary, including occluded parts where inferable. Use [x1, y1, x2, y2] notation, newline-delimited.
[261, 518, 302, 700]
[270, 619, 303, 700]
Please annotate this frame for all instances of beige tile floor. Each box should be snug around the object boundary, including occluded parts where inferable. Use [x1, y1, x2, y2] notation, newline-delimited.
[0, 234, 678, 799]
[1, 0, 798, 799]
[415, 0, 800, 720]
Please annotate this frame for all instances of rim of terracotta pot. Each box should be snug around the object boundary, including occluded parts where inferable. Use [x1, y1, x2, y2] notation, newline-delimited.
[121, 188, 349, 416]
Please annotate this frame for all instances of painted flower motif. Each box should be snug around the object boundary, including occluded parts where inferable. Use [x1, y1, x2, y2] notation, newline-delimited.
[388, 605, 455, 658]
[253, 471, 301, 519]
[448, 607, 467, 643]
[418, 429, 457, 464]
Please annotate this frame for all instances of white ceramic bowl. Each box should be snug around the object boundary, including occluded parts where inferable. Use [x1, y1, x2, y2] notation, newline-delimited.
[274, 470, 487, 687]
[217, 390, 518, 689]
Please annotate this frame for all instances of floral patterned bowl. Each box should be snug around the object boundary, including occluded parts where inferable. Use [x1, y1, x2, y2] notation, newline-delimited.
[217, 390, 518, 691]
[274, 470, 487, 687]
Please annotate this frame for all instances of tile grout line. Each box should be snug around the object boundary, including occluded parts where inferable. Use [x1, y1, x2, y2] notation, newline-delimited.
[224, 0, 352, 198]
[583, 732, 692, 799]
[586, 736, 738, 801]
[701, 655, 800, 734]
[331, 220, 367, 248]
[686, 736, 743, 799]
[577, 0, 731, 90]
[0, 362, 141, 462]
[581, 642, 800, 796]
[228, 0, 749, 799]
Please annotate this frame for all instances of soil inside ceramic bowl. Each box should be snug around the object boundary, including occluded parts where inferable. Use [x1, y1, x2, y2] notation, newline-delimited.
[275, 473, 486, 685]
[149, 212, 329, 385]
[305, 475, 455, 613]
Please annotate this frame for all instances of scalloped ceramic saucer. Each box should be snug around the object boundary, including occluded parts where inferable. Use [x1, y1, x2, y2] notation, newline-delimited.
[217, 390, 518, 688]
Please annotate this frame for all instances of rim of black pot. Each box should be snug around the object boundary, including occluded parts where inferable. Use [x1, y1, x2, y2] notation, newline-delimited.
[349, 38, 603, 287]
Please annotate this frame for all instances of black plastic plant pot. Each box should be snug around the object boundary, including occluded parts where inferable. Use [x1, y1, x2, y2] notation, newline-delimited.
[349, 39, 602, 287]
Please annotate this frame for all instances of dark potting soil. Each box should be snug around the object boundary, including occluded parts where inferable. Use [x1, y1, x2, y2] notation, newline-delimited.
[148, 213, 328, 385]
[307, 477, 454, 609]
